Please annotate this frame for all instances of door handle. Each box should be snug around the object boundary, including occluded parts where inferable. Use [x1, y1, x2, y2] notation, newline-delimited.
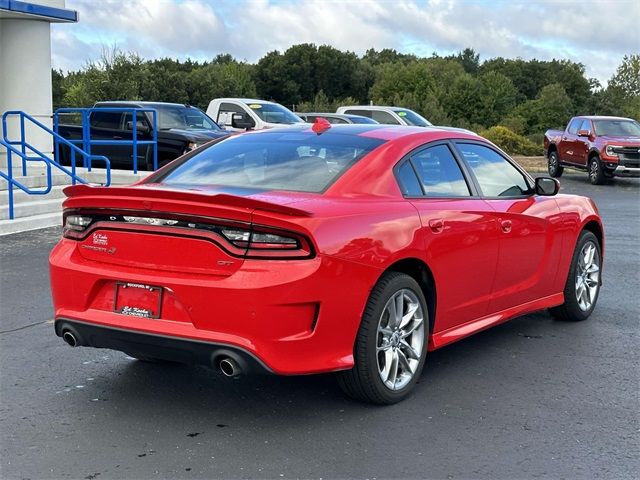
[429, 218, 444, 233]
[500, 219, 512, 233]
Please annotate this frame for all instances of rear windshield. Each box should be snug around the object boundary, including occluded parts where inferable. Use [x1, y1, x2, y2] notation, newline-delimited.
[156, 131, 386, 193]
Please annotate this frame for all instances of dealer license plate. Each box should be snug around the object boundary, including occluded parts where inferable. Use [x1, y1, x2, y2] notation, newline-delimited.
[114, 282, 163, 319]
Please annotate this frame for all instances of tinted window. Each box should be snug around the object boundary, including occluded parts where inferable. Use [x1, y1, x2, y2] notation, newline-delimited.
[123, 111, 148, 130]
[90, 111, 121, 129]
[567, 118, 583, 135]
[457, 143, 531, 197]
[410, 145, 470, 197]
[348, 116, 378, 124]
[371, 110, 400, 125]
[157, 132, 386, 193]
[396, 161, 423, 196]
[344, 109, 373, 118]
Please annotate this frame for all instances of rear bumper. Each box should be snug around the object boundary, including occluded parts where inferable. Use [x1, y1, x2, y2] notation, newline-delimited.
[55, 319, 271, 374]
[50, 239, 381, 375]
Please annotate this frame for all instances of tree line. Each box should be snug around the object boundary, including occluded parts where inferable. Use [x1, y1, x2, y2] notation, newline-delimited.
[52, 45, 639, 155]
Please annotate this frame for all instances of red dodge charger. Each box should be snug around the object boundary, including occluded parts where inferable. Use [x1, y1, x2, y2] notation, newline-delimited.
[50, 123, 603, 404]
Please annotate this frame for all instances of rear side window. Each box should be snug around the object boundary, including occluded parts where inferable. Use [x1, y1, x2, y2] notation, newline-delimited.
[396, 162, 423, 196]
[371, 110, 400, 125]
[344, 109, 372, 118]
[410, 145, 470, 197]
[90, 111, 121, 129]
[457, 143, 531, 197]
[157, 132, 386, 193]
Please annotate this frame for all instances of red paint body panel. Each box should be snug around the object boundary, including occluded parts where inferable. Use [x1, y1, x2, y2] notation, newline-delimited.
[50, 126, 604, 375]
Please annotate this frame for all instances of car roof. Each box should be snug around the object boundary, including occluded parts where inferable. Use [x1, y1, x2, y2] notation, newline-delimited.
[576, 115, 636, 121]
[299, 113, 370, 120]
[95, 101, 194, 109]
[242, 123, 481, 142]
[215, 98, 279, 105]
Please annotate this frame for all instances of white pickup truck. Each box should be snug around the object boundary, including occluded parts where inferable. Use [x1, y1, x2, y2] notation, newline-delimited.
[206, 98, 306, 131]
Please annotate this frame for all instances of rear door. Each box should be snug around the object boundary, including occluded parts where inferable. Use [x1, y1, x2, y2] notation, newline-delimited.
[559, 118, 583, 165]
[397, 142, 501, 332]
[453, 141, 563, 313]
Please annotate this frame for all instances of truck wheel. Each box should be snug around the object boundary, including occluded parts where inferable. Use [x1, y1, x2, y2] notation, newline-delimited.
[548, 151, 563, 177]
[337, 272, 428, 404]
[549, 230, 601, 321]
[588, 156, 607, 185]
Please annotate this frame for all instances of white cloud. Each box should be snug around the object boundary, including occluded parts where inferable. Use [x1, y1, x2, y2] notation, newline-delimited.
[52, 0, 640, 84]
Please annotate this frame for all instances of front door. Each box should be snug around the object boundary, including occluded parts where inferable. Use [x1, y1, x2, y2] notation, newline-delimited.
[453, 142, 563, 313]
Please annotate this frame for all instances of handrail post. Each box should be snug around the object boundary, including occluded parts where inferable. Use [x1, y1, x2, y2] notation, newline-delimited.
[7, 148, 15, 220]
[83, 109, 90, 170]
[53, 111, 60, 165]
[20, 113, 27, 176]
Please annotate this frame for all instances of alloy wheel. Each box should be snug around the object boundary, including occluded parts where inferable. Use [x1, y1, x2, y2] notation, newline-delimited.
[575, 241, 600, 311]
[376, 289, 425, 390]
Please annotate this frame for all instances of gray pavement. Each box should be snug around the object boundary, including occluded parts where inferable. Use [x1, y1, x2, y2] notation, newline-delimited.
[1, 175, 639, 479]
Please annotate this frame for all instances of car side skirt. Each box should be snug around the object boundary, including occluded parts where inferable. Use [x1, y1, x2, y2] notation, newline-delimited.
[429, 293, 564, 350]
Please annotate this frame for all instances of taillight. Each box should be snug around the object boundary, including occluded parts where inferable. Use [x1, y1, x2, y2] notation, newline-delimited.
[62, 211, 314, 259]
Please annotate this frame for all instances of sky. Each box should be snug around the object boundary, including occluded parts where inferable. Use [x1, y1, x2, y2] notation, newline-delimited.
[51, 0, 640, 86]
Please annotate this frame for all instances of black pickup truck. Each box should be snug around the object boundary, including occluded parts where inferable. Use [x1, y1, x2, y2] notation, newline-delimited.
[57, 101, 230, 170]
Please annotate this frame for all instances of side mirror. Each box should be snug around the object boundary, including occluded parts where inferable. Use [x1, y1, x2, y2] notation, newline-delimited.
[126, 120, 150, 135]
[231, 112, 255, 130]
[535, 177, 560, 196]
[577, 129, 591, 137]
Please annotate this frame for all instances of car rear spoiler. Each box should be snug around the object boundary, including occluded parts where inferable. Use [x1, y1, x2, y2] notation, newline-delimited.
[63, 184, 313, 217]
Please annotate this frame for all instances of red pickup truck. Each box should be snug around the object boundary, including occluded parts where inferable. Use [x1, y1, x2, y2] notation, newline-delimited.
[544, 116, 640, 184]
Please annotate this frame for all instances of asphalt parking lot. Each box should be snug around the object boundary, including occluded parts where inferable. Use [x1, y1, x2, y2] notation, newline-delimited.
[1, 175, 638, 479]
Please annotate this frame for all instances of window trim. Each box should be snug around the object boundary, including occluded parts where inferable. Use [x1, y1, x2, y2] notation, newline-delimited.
[451, 140, 536, 199]
[393, 140, 479, 199]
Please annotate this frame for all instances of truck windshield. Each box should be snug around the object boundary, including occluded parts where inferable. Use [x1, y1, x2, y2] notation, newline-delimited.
[155, 130, 386, 193]
[156, 106, 222, 131]
[392, 109, 432, 127]
[245, 102, 304, 125]
[593, 119, 640, 137]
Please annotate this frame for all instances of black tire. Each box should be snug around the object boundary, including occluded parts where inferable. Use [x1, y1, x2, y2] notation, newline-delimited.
[549, 230, 601, 321]
[588, 155, 607, 185]
[547, 151, 564, 178]
[337, 272, 429, 405]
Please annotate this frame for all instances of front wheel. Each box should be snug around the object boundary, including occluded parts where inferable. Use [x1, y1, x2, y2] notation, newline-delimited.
[588, 156, 607, 185]
[338, 272, 428, 404]
[549, 230, 601, 321]
[548, 151, 564, 177]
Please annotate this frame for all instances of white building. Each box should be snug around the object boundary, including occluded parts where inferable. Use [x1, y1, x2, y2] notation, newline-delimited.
[0, 0, 77, 168]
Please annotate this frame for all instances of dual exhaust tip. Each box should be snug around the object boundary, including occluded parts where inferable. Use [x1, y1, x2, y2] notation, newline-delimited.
[61, 328, 243, 377]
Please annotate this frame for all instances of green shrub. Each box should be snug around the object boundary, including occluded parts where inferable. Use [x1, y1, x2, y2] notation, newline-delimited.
[480, 125, 542, 156]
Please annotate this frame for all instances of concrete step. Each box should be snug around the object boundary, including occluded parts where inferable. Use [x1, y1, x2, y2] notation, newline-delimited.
[0, 211, 62, 236]
[0, 184, 67, 205]
[0, 169, 150, 190]
[0, 197, 64, 220]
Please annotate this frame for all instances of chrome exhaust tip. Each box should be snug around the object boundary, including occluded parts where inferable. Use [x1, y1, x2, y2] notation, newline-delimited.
[219, 357, 241, 377]
[62, 331, 77, 347]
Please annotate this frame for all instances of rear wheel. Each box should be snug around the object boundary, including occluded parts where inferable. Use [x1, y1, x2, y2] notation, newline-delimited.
[548, 151, 564, 177]
[588, 155, 607, 185]
[338, 272, 428, 404]
[549, 230, 601, 321]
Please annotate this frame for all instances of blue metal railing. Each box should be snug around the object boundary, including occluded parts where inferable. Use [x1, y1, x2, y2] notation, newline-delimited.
[53, 107, 158, 174]
[1, 110, 111, 220]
